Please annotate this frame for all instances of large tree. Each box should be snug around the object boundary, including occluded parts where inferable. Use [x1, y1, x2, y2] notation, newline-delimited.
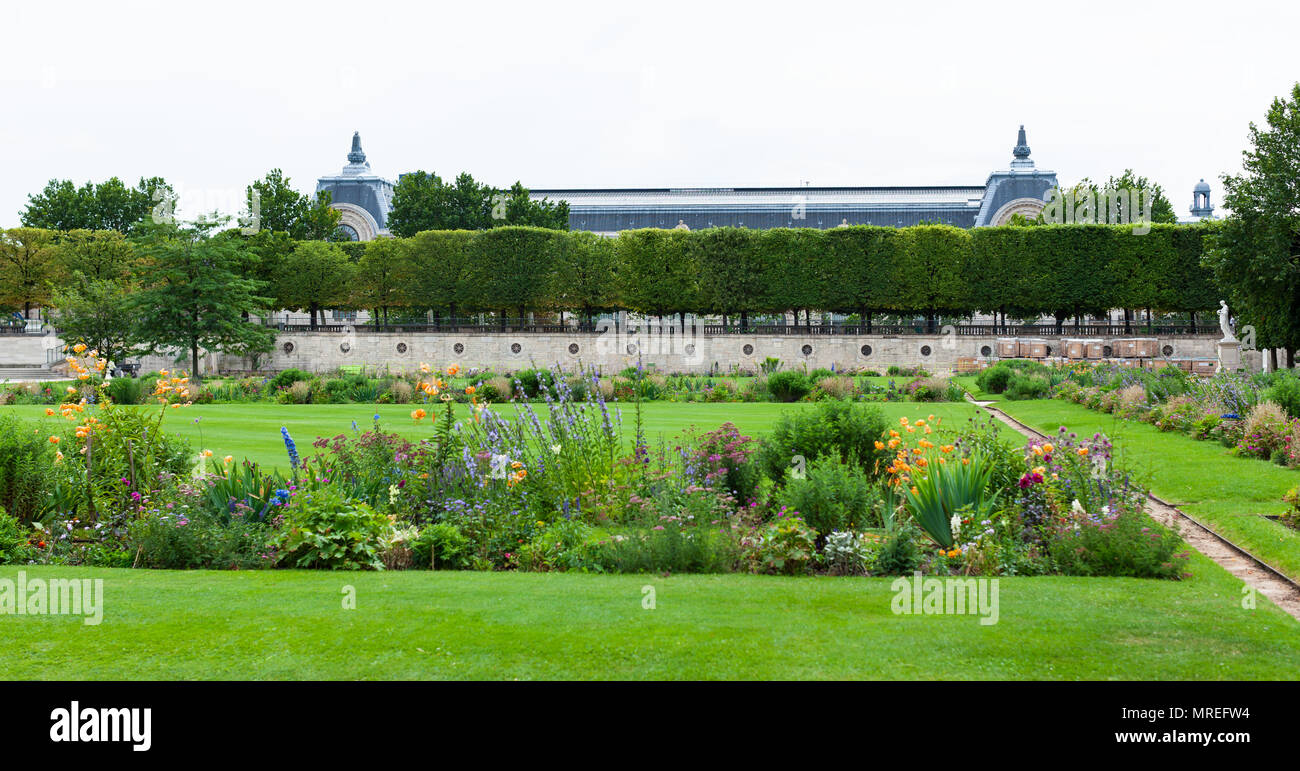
[354, 237, 412, 326]
[22, 177, 172, 232]
[53, 229, 134, 282]
[129, 218, 274, 377]
[387, 171, 568, 236]
[50, 275, 139, 367]
[272, 240, 355, 329]
[0, 228, 58, 319]
[1205, 82, 1300, 366]
[244, 169, 342, 241]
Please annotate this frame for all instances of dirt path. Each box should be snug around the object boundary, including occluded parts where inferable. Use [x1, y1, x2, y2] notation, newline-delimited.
[970, 398, 1300, 622]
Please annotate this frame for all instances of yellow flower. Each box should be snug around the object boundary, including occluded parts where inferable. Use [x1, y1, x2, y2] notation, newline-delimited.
[1033, 465, 1046, 476]
[72, 343, 87, 353]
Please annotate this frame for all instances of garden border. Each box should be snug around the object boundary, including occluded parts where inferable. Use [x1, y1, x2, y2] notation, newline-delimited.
[969, 397, 1300, 621]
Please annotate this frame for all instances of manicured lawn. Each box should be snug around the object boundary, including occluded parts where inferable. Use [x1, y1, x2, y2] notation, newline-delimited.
[3, 559, 1297, 680]
[999, 399, 1300, 582]
[1, 401, 985, 471]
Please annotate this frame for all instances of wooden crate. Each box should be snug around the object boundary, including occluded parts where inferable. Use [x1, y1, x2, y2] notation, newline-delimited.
[996, 339, 1019, 358]
[1113, 338, 1158, 358]
[1192, 360, 1217, 376]
[1086, 342, 1107, 359]
[1170, 359, 1194, 373]
[955, 357, 982, 374]
[1063, 339, 1086, 359]
[1018, 340, 1048, 358]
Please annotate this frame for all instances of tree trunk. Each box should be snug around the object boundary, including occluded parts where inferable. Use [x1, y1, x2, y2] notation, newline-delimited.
[740, 310, 748, 331]
[191, 343, 200, 381]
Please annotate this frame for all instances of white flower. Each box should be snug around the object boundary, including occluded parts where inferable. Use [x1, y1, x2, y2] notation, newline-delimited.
[1071, 499, 1085, 515]
[550, 444, 562, 454]
[949, 515, 962, 535]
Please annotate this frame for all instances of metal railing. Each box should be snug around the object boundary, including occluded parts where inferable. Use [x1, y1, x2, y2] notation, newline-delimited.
[263, 320, 1220, 337]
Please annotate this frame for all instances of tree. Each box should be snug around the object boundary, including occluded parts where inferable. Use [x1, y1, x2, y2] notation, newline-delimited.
[893, 225, 971, 330]
[758, 228, 824, 327]
[551, 231, 618, 327]
[821, 226, 899, 330]
[1205, 82, 1300, 366]
[244, 169, 341, 240]
[53, 229, 134, 282]
[355, 238, 412, 326]
[407, 230, 474, 322]
[463, 226, 561, 322]
[387, 171, 568, 236]
[129, 219, 275, 377]
[273, 241, 356, 330]
[22, 177, 172, 232]
[0, 228, 58, 319]
[49, 276, 139, 367]
[692, 228, 765, 328]
[616, 229, 699, 326]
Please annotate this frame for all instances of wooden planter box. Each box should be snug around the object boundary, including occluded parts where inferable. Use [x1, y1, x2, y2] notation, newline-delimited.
[955, 357, 982, 373]
[1113, 338, 1158, 358]
[996, 339, 1019, 358]
[1192, 360, 1217, 376]
[1018, 340, 1048, 359]
[1063, 338, 1103, 359]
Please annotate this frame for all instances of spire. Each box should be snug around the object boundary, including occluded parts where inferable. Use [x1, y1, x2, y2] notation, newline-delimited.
[1010, 124, 1035, 170]
[1013, 125, 1031, 159]
[347, 131, 367, 165]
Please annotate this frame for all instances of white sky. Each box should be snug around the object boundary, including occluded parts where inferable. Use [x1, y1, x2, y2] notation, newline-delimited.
[1, 0, 1295, 225]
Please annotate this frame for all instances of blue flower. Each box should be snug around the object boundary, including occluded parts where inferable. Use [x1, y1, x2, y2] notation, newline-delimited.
[280, 426, 299, 469]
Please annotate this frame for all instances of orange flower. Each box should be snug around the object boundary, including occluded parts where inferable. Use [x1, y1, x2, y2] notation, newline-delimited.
[48, 436, 60, 444]
[1042, 443, 1055, 454]
[411, 408, 427, 421]
[465, 385, 476, 395]
[44, 408, 55, 416]
[1077, 447, 1089, 457]
[874, 440, 885, 450]
[939, 444, 954, 454]
[447, 364, 460, 376]
[961, 457, 970, 466]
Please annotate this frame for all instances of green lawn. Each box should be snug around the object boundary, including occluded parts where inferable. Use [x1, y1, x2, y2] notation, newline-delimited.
[1, 401, 985, 471]
[999, 399, 1300, 582]
[3, 559, 1298, 680]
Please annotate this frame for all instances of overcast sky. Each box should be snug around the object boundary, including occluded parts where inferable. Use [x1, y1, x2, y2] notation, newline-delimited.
[1, 0, 1295, 226]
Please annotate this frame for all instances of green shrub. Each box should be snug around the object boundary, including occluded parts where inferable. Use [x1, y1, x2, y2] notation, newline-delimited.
[776, 457, 880, 537]
[513, 368, 556, 398]
[272, 487, 390, 570]
[106, 377, 144, 405]
[269, 368, 314, 390]
[0, 415, 56, 524]
[410, 523, 473, 569]
[874, 524, 921, 575]
[760, 401, 889, 483]
[1004, 375, 1050, 400]
[765, 370, 812, 402]
[975, 364, 1013, 394]
[0, 507, 33, 565]
[743, 513, 816, 575]
[1266, 375, 1300, 420]
[128, 508, 272, 570]
[1048, 509, 1188, 579]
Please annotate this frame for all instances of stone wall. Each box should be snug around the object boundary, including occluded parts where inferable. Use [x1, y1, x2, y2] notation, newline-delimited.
[0, 327, 1231, 376]
[245, 327, 1224, 376]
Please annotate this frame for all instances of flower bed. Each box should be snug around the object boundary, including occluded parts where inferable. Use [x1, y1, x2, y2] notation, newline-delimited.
[0, 347, 1190, 582]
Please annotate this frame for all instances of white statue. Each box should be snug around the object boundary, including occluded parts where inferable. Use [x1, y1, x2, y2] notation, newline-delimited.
[1218, 300, 1237, 343]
